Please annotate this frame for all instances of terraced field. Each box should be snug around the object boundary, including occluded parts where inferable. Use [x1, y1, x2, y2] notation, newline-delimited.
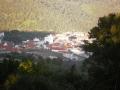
[0, 0, 120, 32]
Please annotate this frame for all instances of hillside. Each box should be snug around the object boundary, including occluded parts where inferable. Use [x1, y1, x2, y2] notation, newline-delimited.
[0, 0, 120, 32]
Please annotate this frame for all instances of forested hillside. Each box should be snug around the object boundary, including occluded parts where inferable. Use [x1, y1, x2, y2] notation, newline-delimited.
[3, 30, 50, 44]
[0, 0, 120, 32]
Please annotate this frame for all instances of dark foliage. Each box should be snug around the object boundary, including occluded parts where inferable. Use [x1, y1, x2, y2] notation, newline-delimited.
[82, 13, 120, 90]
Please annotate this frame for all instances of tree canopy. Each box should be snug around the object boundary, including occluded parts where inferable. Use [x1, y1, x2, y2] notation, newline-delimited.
[83, 13, 120, 90]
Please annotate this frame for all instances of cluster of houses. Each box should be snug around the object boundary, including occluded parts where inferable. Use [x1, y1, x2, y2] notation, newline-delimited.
[44, 32, 91, 54]
[0, 32, 92, 60]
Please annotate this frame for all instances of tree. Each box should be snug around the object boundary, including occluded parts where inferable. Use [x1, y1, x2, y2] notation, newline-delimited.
[82, 13, 120, 90]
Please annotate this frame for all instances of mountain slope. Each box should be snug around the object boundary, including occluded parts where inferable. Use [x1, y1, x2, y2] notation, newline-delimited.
[0, 0, 120, 32]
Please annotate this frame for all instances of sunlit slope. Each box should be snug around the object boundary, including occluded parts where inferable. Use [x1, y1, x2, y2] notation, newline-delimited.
[0, 0, 120, 32]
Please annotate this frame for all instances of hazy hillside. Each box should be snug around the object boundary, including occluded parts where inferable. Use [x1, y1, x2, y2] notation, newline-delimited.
[0, 0, 120, 32]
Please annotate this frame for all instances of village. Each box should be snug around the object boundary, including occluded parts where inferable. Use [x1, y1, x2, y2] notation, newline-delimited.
[0, 32, 92, 61]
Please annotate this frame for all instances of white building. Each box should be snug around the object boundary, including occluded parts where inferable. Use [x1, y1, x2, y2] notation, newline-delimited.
[0, 32, 4, 43]
[44, 34, 54, 44]
[33, 37, 40, 42]
[63, 53, 78, 60]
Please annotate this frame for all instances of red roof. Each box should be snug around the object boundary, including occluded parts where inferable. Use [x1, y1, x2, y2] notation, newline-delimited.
[51, 47, 68, 53]
[51, 47, 66, 50]
[52, 43, 61, 46]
